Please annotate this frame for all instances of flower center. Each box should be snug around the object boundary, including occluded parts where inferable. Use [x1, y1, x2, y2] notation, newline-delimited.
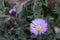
[36, 25, 42, 31]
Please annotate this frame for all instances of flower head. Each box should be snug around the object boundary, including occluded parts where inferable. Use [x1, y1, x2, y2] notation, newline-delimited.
[30, 18, 48, 35]
[9, 7, 16, 14]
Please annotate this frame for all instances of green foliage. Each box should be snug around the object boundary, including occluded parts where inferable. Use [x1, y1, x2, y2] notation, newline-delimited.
[56, 32, 60, 38]
[0, 0, 60, 40]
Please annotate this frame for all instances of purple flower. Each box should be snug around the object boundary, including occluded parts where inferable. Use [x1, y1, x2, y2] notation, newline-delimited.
[30, 18, 48, 35]
[9, 7, 16, 14]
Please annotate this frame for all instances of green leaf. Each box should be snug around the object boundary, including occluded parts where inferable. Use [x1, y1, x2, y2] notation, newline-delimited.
[47, 35, 54, 40]
[0, 0, 4, 10]
[39, 0, 45, 3]
[54, 3, 60, 15]
[0, 5, 3, 10]
[56, 32, 60, 38]
[33, 0, 42, 18]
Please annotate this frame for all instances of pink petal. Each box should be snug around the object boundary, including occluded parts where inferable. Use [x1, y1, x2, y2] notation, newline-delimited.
[30, 29, 38, 35]
[30, 23, 35, 27]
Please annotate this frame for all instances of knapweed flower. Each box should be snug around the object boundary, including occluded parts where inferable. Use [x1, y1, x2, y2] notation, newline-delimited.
[30, 18, 48, 35]
[9, 7, 16, 14]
